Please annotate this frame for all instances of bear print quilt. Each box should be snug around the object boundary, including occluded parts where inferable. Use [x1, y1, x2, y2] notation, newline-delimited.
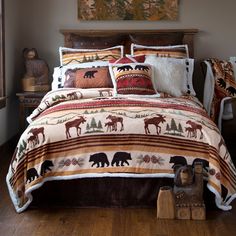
[6, 88, 236, 212]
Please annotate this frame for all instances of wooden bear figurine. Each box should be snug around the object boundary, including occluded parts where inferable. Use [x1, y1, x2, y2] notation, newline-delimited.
[173, 162, 206, 220]
[157, 162, 206, 220]
[22, 48, 50, 91]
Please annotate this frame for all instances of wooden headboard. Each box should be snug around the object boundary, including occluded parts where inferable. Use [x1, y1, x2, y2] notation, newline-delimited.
[60, 29, 198, 58]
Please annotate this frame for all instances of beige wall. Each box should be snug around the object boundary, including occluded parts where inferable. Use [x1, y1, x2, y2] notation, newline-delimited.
[0, 0, 21, 145]
[1, 0, 236, 145]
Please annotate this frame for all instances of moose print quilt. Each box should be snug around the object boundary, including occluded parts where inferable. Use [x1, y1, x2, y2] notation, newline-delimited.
[6, 88, 236, 212]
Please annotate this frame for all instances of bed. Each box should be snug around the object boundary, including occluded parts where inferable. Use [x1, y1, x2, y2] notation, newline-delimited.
[6, 29, 236, 213]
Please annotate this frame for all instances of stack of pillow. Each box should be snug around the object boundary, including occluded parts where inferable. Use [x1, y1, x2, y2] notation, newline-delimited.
[52, 43, 196, 98]
[52, 45, 123, 90]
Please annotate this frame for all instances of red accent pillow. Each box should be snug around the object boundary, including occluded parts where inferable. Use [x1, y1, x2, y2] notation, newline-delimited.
[110, 63, 156, 95]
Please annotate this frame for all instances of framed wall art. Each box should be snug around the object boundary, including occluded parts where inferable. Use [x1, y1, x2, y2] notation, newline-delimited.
[78, 0, 179, 21]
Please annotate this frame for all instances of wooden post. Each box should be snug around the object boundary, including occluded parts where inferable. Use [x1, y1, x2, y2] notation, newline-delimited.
[175, 205, 191, 220]
[191, 205, 206, 220]
[157, 186, 175, 219]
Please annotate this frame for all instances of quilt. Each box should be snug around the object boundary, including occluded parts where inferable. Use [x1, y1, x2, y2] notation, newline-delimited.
[6, 88, 236, 212]
[206, 58, 236, 123]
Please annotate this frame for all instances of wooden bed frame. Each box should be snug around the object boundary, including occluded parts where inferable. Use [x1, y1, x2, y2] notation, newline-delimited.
[60, 29, 198, 57]
[31, 29, 218, 210]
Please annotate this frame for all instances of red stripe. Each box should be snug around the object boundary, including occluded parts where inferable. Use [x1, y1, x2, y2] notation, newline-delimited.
[36, 99, 208, 121]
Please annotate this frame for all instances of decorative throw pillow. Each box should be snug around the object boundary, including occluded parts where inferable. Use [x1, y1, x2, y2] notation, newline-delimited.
[64, 66, 113, 88]
[206, 58, 236, 122]
[59, 46, 124, 66]
[145, 55, 194, 97]
[109, 63, 156, 95]
[52, 61, 109, 90]
[64, 66, 113, 89]
[131, 44, 189, 59]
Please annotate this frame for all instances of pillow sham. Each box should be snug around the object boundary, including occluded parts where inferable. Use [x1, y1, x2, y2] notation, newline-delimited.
[109, 63, 157, 96]
[52, 61, 109, 90]
[144, 55, 195, 97]
[64, 66, 113, 89]
[59, 46, 124, 66]
[131, 44, 189, 59]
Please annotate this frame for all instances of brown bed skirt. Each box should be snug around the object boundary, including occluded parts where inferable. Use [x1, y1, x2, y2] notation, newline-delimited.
[30, 177, 217, 210]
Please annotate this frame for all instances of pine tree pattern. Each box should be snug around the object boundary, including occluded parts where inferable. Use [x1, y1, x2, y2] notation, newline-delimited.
[164, 118, 184, 137]
[85, 117, 104, 133]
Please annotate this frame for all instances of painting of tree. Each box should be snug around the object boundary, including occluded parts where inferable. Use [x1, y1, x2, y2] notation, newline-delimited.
[78, 0, 178, 21]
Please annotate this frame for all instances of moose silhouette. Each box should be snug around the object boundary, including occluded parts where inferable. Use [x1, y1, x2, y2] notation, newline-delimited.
[144, 114, 166, 135]
[28, 127, 45, 144]
[65, 116, 86, 139]
[185, 120, 203, 139]
[106, 115, 124, 131]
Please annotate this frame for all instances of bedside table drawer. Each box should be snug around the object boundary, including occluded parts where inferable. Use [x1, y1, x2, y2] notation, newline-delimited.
[16, 92, 47, 131]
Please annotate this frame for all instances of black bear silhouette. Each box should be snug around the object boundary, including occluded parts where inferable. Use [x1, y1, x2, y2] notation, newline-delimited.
[40, 160, 54, 176]
[117, 65, 133, 72]
[169, 155, 187, 168]
[226, 86, 236, 96]
[111, 152, 132, 167]
[134, 65, 149, 72]
[217, 78, 226, 89]
[26, 168, 39, 183]
[89, 152, 109, 168]
[83, 70, 98, 79]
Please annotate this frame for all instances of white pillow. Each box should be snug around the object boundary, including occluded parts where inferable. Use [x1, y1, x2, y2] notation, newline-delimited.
[51, 61, 109, 90]
[52, 66, 62, 90]
[145, 55, 195, 97]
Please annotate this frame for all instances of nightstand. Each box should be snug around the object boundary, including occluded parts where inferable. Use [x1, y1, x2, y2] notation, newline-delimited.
[16, 91, 47, 131]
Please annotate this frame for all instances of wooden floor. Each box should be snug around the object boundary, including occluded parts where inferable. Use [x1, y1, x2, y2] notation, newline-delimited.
[1, 147, 236, 236]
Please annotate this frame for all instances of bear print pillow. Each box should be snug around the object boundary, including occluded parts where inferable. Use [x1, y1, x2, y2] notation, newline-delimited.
[64, 66, 113, 89]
